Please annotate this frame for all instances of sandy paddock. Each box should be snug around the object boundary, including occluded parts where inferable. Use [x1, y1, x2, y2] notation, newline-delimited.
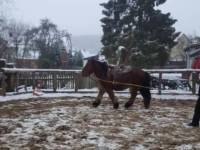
[0, 96, 200, 150]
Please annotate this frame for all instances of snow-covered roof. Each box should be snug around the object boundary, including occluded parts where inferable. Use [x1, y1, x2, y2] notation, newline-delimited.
[185, 43, 200, 51]
[80, 49, 98, 59]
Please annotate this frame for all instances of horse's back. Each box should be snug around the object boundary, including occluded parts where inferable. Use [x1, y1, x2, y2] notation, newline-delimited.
[113, 67, 149, 86]
[113, 66, 146, 79]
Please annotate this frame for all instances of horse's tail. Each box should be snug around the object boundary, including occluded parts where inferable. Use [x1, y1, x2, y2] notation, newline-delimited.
[140, 72, 151, 109]
[143, 72, 151, 88]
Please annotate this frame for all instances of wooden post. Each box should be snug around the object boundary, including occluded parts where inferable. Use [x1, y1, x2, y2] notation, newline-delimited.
[192, 72, 197, 94]
[74, 72, 79, 93]
[25, 73, 28, 93]
[15, 73, 19, 93]
[53, 73, 57, 92]
[158, 72, 162, 95]
[1, 72, 7, 96]
[32, 72, 36, 91]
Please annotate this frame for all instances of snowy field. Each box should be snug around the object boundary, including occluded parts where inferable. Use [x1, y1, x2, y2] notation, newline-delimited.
[0, 93, 200, 149]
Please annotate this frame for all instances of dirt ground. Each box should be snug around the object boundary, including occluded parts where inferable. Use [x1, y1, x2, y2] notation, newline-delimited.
[0, 96, 200, 150]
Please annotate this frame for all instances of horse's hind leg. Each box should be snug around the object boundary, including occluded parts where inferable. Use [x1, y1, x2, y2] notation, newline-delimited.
[93, 88, 105, 107]
[140, 88, 151, 109]
[125, 88, 137, 109]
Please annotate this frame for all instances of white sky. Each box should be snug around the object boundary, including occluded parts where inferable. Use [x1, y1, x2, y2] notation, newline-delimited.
[12, 0, 200, 36]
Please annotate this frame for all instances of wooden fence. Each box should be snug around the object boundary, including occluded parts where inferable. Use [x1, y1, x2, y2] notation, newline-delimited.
[145, 69, 200, 95]
[1, 68, 200, 96]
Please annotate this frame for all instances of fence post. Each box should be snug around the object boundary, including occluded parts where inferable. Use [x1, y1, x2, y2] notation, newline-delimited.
[1, 72, 7, 96]
[74, 72, 79, 93]
[158, 72, 162, 95]
[53, 73, 57, 92]
[24, 73, 28, 93]
[192, 72, 197, 94]
[15, 73, 19, 93]
[32, 72, 36, 91]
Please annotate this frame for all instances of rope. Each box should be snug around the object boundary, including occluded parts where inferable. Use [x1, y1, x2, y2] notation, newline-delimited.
[89, 76, 152, 90]
[88, 73, 200, 91]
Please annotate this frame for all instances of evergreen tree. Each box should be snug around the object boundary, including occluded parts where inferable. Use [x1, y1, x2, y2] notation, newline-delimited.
[72, 50, 83, 67]
[101, 0, 180, 68]
[100, 0, 123, 63]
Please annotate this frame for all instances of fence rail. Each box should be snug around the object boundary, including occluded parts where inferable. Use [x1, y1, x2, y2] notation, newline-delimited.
[1, 68, 200, 96]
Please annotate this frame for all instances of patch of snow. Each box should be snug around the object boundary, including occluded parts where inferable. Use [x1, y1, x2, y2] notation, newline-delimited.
[132, 144, 146, 150]
[85, 131, 120, 150]
[176, 144, 193, 150]
[0, 90, 198, 103]
[151, 73, 183, 80]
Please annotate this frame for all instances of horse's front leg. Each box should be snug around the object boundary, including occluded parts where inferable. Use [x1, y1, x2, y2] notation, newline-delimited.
[125, 88, 137, 109]
[93, 88, 105, 107]
[106, 89, 119, 109]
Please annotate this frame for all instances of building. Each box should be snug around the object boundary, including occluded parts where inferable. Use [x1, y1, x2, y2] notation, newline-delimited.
[185, 43, 200, 68]
[170, 34, 191, 62]
[165, 34, 191, 69]
[15, 58, 38, 68]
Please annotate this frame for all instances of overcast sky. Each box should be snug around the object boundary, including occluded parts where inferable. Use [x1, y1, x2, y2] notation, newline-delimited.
[12, 0, 200, 36]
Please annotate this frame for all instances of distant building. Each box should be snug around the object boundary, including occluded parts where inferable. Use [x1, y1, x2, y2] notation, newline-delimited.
[165, 34, 191, 69]
[15, 50, 39, 68]
[15, 58, 38, 68]
[185, 43, 200, 68]
[170, 34, 191, 62]
[15, 49, 71, 69]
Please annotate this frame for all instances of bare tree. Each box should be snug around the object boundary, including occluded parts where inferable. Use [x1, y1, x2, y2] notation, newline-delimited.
[0, 17, 9, 60]
[26, 18, 72, 68]
[0, 37, 7, 58]
[6, 21, 29, 59]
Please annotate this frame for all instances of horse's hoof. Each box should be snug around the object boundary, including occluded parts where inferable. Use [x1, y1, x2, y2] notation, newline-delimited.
[124, 102, 132, 109]
[92, 101, 100, 107]
[144, 105, 150, 109]
[113, 103, 119, 109]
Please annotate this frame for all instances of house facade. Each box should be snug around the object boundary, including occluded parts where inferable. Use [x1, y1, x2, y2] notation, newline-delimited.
[165, 34, 191, 69]
[15, 58, 38, 68]
[185, 43, 200, 68]
[169, 34, 191, 62]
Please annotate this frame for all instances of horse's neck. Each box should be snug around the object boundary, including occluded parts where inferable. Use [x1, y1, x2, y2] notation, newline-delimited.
[93, 64, 108, 79]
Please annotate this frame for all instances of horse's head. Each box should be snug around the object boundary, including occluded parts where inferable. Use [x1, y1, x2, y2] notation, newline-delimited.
[82, 58, 108, 78]
[82, 59, 95, 77]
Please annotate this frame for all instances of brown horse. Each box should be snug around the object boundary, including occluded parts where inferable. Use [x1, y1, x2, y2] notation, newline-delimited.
[82, 58, 151, 109]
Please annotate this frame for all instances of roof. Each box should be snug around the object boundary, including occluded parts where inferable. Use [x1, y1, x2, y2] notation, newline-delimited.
[80, 49, 98, 59]
[188, 50, 200, 57]
[83, 55, 99, 60]
[175, 33, 191, 43]
[185, 43, 200, 51]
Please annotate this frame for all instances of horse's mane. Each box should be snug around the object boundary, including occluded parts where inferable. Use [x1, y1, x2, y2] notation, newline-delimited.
[93, 59, 108, 78]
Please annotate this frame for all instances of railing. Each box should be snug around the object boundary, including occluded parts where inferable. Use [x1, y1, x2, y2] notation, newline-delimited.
[1, 68, 200, 96]
[0, 68, 82, 94]
[145, 69, 200, 95]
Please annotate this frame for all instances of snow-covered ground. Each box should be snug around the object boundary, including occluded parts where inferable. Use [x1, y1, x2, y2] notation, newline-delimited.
[0, 91, 200, 149]
[0, 96, 200, 149]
